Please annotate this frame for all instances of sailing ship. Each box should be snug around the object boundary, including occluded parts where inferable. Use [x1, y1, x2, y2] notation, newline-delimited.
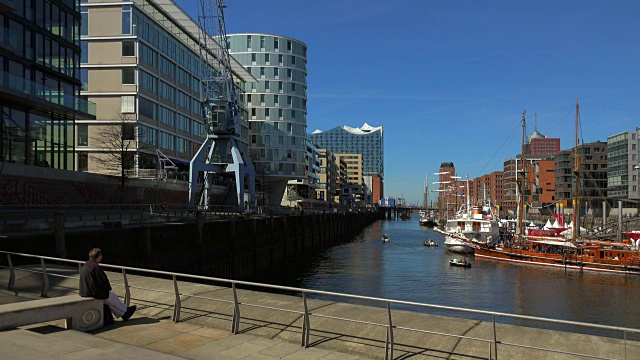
[457, 100, 640, 274]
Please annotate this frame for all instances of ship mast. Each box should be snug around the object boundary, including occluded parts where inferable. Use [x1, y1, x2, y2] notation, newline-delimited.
[517, 110, 526, 246]
[572, 97, 580, 243]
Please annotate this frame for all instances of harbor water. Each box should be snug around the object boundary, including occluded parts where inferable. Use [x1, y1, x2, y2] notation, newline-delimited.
[276, 216, 640, 338]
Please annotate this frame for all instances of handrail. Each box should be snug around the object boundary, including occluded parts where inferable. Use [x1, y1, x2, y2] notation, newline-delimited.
[1, 250, 637, 360]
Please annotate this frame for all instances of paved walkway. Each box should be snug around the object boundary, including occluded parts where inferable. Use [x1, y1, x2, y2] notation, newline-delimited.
[0, 293, 361, 360]
[1, 265, 639, 359]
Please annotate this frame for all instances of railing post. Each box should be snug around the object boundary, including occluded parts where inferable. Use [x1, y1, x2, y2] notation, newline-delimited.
[40, 258, 49, 297]
[624, 330, 627, 360]
[122, 269, 130, 307]
[7, 254, 15, 290]
[172, 275, 181, 322]
[301, 291, 310, 347]
[385, 302, 394, 360]
[493, 314, 498, 360]
[232, 283, 240, 334]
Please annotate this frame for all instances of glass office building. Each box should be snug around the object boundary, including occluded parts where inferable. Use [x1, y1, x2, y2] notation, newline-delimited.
[79, 0, 253, 176]
[1, 0, 95, 170]
[226, 33, 308, 205]
[309, 123, 384, 178]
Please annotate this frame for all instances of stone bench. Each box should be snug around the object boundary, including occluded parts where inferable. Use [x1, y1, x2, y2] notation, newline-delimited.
[0, 295, 104, 332]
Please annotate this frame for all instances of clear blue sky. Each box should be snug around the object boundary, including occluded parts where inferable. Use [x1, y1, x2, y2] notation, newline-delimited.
[181, 0, 640, 206]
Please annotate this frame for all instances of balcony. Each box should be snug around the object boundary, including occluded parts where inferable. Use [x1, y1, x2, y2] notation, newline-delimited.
[0, 70, 96, 118]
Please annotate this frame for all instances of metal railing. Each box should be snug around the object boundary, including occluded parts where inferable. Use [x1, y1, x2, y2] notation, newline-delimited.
[1, 250, 638, 360]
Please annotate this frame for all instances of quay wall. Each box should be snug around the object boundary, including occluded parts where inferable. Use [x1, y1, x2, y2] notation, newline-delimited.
[1, 211, 378, 281]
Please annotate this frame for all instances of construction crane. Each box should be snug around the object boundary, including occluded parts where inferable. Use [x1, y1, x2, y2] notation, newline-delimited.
[189, 0, 255, 212]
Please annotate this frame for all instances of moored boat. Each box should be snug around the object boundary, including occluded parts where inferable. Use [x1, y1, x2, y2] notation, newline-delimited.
[423, 239, 438, 247]
[434, 202, 501, 254]
[449, 258, 471, 268]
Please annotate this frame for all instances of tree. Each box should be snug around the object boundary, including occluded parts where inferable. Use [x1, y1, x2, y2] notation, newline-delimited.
[286, 186, 302, 207]
[254, 162, 272, 206]
[94, 112, 136, 204]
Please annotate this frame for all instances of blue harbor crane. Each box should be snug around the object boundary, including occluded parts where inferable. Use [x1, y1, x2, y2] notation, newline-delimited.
[189, 0, 255, 212]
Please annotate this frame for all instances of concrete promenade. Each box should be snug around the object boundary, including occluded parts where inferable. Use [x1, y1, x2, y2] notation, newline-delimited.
[1, 265, 638, 359]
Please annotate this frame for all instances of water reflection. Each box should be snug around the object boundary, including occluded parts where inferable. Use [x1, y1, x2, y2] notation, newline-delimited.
[275, 217, 640, 338]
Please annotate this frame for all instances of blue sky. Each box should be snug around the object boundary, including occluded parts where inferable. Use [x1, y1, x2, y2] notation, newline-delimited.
[181, 0, 640, 205]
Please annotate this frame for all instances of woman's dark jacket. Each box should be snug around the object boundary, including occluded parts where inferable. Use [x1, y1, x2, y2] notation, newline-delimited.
[79, 259, 112, 300]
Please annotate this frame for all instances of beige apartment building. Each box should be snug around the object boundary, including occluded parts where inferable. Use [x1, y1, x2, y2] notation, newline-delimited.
[78, 0, 253, 177]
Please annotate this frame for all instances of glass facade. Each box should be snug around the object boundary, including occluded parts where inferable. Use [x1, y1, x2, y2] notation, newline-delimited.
[227, 33, 308, 179]
[309, 123, 384, 178]
[1, 0, 94, 170]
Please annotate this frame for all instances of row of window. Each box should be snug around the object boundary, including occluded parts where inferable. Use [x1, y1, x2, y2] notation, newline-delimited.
[132, 9, 202, 77]
[138, 97, 204, 137]
[4, 17, 81, 79]
[139, 42, 201, 94]
[246, 36, 293, 52]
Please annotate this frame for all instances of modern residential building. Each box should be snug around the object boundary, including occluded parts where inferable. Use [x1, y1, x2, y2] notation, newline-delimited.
[335, 156, 349, 205]
[226, 33, 308, 206]
[1, 0, 96, 170]
[316, 148, 338, 203]
[335, 153, 363, 205]
[79, 0, 253, 179]
[285, 139, 319, 205]
[309, 123, 384, 203]
[469, 171, 503, 210]
[555, 141, 608, 214]
[607, 131, 637, 203]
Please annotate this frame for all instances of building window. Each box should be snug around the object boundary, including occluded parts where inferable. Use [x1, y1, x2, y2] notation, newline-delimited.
[251, 53, 256, 64]
[121, 95, 135, 113]
[80, 41, 88, 63]
[81, 9, 88, 36]
[247, 36, 251, 49]
[78, 152, 88, 171]
[260, 36, 265, 49]
[122, 5, 132, 35]
[265, 81, 270, 91]
[291, 83, 296, 91]
[278, 54, 283, 65]
[291, 56, 296, 65]
[122, 68, 135, 84]
[274, 95, 279, 105]
[274, 68, 279, 78]
[264, 53, 269, 64]
[274, 38, 279, 50]
[80, 68, 88, 91]
[260, 67, 265, 78]
[122, 40, 135, 56]
[287, 68, 292, 78]
[287, 40, 292, 51]
[265, 108, 270, 118]
[77, 124, 88, 146]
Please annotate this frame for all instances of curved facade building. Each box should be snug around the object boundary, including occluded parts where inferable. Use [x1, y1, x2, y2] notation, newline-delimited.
[227, 33, 308, 205]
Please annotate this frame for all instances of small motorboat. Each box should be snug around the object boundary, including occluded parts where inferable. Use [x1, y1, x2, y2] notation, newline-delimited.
[382, 234, 390, 242]
[423, 239, 438, 247]
[449, 258, 471, 268]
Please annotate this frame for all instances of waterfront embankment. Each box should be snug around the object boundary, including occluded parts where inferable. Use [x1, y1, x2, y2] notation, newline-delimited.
[1, 210, 378, 281]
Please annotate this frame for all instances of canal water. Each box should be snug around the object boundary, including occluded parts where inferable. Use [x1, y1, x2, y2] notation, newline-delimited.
[276, 217, 640, 338]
